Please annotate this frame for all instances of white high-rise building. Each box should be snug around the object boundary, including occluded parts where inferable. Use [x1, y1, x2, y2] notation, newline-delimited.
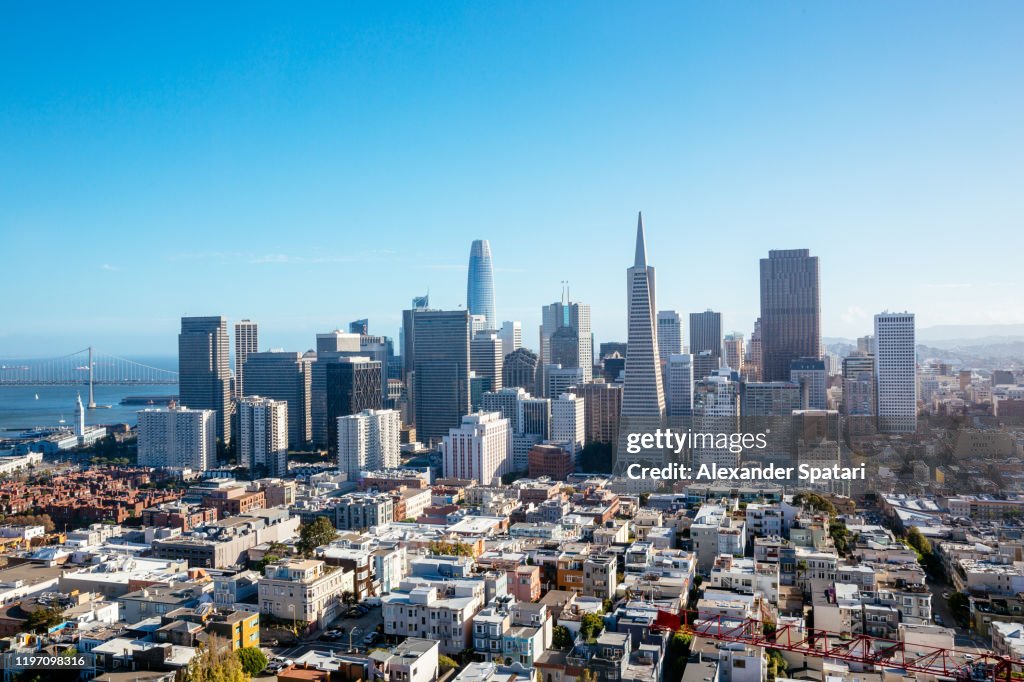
[137, 405, 217, 471]
[234, 319, 259, 399]
[657, 310, 684, 360]
[441, 411, 511, 485]
[692, 370, 740, 469]
[875, 312, 917, 433]
[545, 365, 586, 399]
[666, 354, 694, 417]
[337, 409, 401, 479]
[551, 392, 585, 461]
[499, 321, 523, 356]
[238, 396, 289, 477]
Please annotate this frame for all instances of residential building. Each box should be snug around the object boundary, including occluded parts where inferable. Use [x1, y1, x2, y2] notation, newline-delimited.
[137, 405, 216, 471]
[237, 396, 288, 477]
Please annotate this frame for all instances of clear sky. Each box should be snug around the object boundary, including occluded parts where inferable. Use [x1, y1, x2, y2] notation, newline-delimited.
[2, 2, 1022, 357]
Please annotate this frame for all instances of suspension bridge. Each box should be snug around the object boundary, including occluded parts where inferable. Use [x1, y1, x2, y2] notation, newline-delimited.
[0, 347, 178, 404]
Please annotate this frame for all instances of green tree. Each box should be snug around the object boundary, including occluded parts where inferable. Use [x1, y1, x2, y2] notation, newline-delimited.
[439, 655, 459, 674]
[767, 649, 788, 682]
[948, 592, 970, 626]
[297, 517, 338, 556]
[552, 624, 574, 649]
[187, 637, 248, 682]
[906, 526, 932, 555]
[578, 442, 613, 473]
[23, 606, 64, 633]
[579, 613, 604, 642]
[235, 647, 268, 676]
[829, 521, 850, 554]
[664, 631, 693, 682]
[791, 492, 836, 517]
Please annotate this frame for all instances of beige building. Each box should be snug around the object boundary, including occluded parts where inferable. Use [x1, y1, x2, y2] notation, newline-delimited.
[258, 558, 354, 630]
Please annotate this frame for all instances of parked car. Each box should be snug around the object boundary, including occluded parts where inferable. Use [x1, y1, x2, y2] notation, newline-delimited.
[363, 631, 380, 646]
[356, 604, 370, 614]
[363, 596, 382, 607]
[934, 614, 944, 625]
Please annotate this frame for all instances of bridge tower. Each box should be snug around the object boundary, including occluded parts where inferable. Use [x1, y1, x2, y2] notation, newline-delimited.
[87, 346, 96, 408]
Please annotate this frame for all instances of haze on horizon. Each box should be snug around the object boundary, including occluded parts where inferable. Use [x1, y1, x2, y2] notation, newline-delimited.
[2, 3, 1022, 357]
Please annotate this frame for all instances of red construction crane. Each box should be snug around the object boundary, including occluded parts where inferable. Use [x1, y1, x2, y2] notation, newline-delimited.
[662, 615, 1024, 681]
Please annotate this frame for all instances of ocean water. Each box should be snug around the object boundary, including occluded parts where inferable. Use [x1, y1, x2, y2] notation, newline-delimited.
[0, 384, 178, 434]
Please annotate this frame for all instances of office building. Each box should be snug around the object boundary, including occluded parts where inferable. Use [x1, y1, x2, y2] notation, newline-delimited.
[471, 331, 504, 393]
[875, 312, 917, 433]
[358, 334, 394, 402]
[503, 347, 538, 391]
[692, 371, 740, 468]
[441, 412, 511, 485]
[234, 320, 258, 399]
[467, 239, 497, 330]
[724, 333, 745, 374]
[137, 405, 217, 471]
[665, 354, 694, 417]
[243, 351, 313, 447]
[499, 321, 522, 357]
[349, 319, 369, 335]
[551, 392, 585, 460]
[326, 357, 382, 455]
[337, 409, 401, 479]
[237, 396, 288, 477]
[179, 316, 232, 444]
[689, 310, 722, 380]
[545, 365, 585, 400]
[412, 310, 472, 444]
[538, 298, 592, 396]
[528, 443, 574, 480]
[657, 310, 684, 360]
[519, 397, 552, 439]
[744, 318, 763, 381]
[311, 331, 362, 447]
[842, 354, 876, 418]
[759, 249, 822, 381]
[790, 357, 828, 410]
[575, 380, 622, 445]
[740, 381, 801, 417]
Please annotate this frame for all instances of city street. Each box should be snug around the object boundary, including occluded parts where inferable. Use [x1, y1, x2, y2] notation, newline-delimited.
[266, 605, 385, 664]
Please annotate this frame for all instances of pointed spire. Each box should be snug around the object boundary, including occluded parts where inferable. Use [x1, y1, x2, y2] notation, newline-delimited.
[634, 211, 647, 267]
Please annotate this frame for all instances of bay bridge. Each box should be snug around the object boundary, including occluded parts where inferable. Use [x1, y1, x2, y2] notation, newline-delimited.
[0, 347, 178, 399]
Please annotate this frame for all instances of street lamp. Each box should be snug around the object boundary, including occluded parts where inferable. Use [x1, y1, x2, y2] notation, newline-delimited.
[349, 627, 361, 652]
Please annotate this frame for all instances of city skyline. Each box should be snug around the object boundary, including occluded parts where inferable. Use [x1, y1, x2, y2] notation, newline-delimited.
[3, 4, 1023, 356]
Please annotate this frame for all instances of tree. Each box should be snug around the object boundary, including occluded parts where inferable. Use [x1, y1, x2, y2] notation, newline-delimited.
[829, 521, 850, 555]
[664, 631, 693, 682]
[552, 625, 574, 649]
[578, 442, 613, 473]
[579, 613, 604, 642]
[948, 592, 970, 626]
[767, 649, 788, 682]
[439, 655, 459, 674]
[297, 517, 338, 556]
[235, 647, 268, 676]
[187, 637, 247, 682]
[23, 606, 65, 633]
[906, 526, 932, 556]
[792, 492, 836, 517]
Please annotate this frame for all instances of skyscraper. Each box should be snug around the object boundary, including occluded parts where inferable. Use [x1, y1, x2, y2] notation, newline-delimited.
[467, 239, 497, 330]
[412, 310, 472, 444]
[349, 319, 369, 335]
[237, 396, 288, 477]
[723, 333, 745, 374]
[326, 357, 383, 455]
[875, 312, 917, 433]
[502, 347, 538, 391]
[665, 354, 694, 417]
[538, 298, 592, 395]
[619, 212, 666, 482]
[575, 380, 622, 446]
[692, 370, 740, 469]
[688, 310, 722, 380]
[745, 318, 763, 381]
[234, 320, 258, 400]
[310, 331, 362, 447]
[760, 249, 822, 382]
[657, 310, 684, 360]
[337, 409, 401, 479]
[551, 392, 585, 461]
[790, 357, 828, 410]
[178, 316, 232, 444]
[243, 351, 313, 447]
[499, 321, 522, 356]
[471, 331, 503, 393]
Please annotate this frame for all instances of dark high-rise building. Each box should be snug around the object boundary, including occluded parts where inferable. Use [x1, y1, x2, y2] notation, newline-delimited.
[326, 357, 382, 455]
[179, 316, 232, 444]
[310, 331, 362, 447]
[599, 342, 627, 359]
[503, 347, 538, 391]
[412, 310, 471, 444]
[760, 249, 821, 382]
[688, 310, 722, 380]
[349, 319, 369, 335]
[243, 351, 313, 447]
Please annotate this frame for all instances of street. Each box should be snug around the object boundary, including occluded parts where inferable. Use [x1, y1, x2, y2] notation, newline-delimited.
[264, 604, 385, 666]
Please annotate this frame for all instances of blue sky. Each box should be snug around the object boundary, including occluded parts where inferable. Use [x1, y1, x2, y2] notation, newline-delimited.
[2, 2, 1022, 357]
